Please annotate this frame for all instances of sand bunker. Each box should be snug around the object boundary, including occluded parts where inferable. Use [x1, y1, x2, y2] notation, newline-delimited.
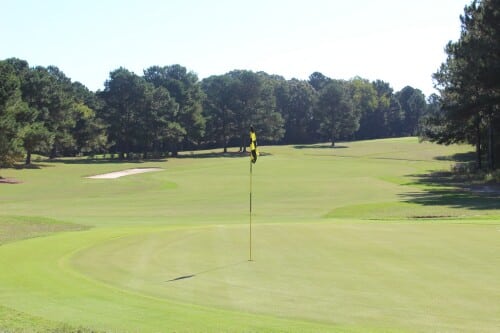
[86, 168, 163, 179]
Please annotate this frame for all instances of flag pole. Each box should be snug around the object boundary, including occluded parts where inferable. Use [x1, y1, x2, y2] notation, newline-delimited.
[249, 158, 253, 261]
[249, 126, 257, 262]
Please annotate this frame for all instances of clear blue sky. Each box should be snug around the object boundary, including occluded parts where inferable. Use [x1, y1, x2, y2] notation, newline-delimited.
[1, 0, 466, 96]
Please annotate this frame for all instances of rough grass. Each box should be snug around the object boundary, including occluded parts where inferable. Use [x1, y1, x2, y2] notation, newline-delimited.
[0, 304, 101, 333]
[0, 216, 88, 246]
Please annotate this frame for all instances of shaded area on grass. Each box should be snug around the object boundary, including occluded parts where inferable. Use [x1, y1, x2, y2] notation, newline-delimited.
[177, 151, 272, 159]
[294, 144, 349, 149]
[371, 156, 432, 162]
[46, 158, 167, 165]
[402, 148, 500, 212]
[8, 163, 51, 170]
[325, 201, 473, 220]
[2, 157, 166, 168]
[434, 151, 477, 162]
[167, 274, 196, 282]
[403, 171, 500, 211]
[2, 150, 273, 168]
[166, 260, 247, 283]
[0, 177, 22, 184]
[0, 216, 90, 246]
[177, 151, 248, 159]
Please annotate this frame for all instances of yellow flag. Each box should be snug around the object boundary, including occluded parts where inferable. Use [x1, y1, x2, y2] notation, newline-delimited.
[250, 127, 258, 163]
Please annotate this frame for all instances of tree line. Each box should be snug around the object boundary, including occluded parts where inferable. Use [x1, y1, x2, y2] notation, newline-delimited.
[1, 58, 432, 166]
[422, 0, 499, 170]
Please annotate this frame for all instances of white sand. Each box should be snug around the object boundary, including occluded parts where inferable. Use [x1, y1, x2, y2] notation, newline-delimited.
[86, 168, 163, 179]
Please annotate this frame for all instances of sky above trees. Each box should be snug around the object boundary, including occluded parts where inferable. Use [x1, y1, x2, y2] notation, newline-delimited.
[1, 0, 465, 96]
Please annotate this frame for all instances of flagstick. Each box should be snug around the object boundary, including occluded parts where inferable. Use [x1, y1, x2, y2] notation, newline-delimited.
[249, 159, 253, 261]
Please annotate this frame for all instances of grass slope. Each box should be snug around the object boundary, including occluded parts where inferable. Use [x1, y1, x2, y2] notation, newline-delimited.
[0, 138, 499, 332]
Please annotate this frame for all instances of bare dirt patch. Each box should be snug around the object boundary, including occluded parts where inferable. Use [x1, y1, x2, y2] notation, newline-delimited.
[86, 168, 163, 179]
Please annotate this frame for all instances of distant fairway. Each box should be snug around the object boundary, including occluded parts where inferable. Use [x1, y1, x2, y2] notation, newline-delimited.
[0, 138, 499, 332]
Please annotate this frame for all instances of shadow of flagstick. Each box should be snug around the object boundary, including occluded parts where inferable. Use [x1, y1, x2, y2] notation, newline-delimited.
[165, 260, 249, 283]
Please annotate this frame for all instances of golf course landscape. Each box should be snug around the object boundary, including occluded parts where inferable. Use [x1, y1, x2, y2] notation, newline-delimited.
[0, 137, 499, 332]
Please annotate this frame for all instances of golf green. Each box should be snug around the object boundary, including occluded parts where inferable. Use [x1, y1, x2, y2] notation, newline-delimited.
[73, 223, 499, 332]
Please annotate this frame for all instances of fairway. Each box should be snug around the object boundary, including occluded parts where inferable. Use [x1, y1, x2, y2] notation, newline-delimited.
[0, 138, 499, 332]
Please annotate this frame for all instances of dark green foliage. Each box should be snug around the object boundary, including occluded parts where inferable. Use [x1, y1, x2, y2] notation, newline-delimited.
[201, 74, 237, 152]
[427, 0, 500, 170]
[19, 121, 54, 165]
[356, 80, 404, 139]
[0, 60, 24, 166]
[275, 79, 317, 144]
[144, 65, 205, 153]
[21, 66, 75, 158]
[98, 68, 151, 158]
[201, 70, 284, 152]
[396, 86, 427, 136]
[315, 80, 359, 146]
[308, 71, 332, 91]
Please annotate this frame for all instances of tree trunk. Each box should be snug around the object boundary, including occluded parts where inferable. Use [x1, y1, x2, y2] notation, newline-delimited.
[25, 151, 31, 165]
[488, 117, 495, 170]
[476, 115, 482, 170]
[222, 113, 228, 153]
[331, 123, 335, 147]
[171, 143, 178, 157]
[50, 146, 57, 159]
[240, 134, 247, 152]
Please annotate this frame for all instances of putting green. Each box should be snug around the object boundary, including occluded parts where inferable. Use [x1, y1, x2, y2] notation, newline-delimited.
[71, 222, 498, 332]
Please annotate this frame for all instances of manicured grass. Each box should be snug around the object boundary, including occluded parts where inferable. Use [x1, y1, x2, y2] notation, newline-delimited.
[0, 138, 499, 332]
[72, 223, 499, 332]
